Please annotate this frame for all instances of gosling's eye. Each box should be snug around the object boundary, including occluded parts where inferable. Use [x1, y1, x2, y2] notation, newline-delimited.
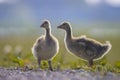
[38, 39, 41, 43]
[63, 23, 66, 26]
[44, 22, 47, 24]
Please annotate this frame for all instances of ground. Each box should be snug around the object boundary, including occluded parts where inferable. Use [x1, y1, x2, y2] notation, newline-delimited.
[0, 67, 120, 80]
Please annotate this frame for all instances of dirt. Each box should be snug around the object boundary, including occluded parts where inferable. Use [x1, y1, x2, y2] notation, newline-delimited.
[0, 67, 120, 80]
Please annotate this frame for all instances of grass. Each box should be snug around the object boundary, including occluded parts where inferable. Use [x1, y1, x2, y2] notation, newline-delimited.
[0, 30, 120, 73]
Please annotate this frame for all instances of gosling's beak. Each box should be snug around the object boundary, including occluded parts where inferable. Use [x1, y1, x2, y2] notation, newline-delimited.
[40, 23, 44, 28]
[57, 25, 62, 29]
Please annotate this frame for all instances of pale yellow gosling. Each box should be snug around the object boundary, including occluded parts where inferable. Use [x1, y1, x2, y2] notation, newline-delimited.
[32, 20, 59, 70]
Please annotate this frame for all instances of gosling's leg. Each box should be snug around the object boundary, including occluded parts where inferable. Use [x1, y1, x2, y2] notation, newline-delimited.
[48, 60, 53, 71]
[88, 59, 93, 67]
[37, 58, 41, 68]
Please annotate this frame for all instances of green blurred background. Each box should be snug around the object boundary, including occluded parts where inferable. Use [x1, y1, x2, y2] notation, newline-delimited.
[0, 0, 120, 69]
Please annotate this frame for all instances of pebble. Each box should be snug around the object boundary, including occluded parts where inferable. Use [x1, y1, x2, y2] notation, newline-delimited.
[0, 68, 119, 80]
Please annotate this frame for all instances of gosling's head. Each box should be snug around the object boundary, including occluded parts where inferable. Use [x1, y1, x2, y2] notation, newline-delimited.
[57, 22, 71, 31]
[40, 20, 50, 29]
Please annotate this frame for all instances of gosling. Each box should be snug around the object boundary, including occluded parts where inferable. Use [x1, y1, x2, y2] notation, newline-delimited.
[32, 20, 59, 70]
[57, 22, 112, 66]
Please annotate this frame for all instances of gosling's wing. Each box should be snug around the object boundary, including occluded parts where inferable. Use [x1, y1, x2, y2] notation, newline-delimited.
[34, 35, 45, 51]
[75, 38, 86, 50]
[76, 38, 98, 58]
[36, 35, 44, 43]
[86, 45, 97, 57]
[37, 36, 44, 43]
[85, 40, 99, 58]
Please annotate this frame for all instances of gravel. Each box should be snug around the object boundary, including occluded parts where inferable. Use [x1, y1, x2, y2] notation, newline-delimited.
[0, 67, 120, 80]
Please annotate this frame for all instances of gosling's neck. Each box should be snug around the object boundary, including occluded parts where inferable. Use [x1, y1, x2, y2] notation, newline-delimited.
[65, 28, 73, 41]
[45, 27, 51, 38]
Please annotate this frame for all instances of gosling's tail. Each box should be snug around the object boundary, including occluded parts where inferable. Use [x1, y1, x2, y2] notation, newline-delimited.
[94, 41, 112, 60]
[101, 41, 112, 55]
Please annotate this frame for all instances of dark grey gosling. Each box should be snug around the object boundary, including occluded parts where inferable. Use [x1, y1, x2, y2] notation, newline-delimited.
[57, 22, 112, 66]
[32, 20, 59, 70]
